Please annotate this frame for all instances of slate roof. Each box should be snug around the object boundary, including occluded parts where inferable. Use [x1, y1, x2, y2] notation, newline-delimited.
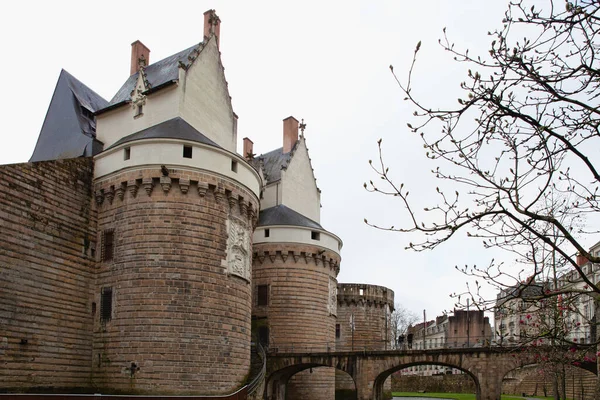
[107, 117, 220, 150]
[256, 146, 292, 184]
[258, 204, 323, 230]
[30, 69, 109, 162]
[100, 44, 200, 111]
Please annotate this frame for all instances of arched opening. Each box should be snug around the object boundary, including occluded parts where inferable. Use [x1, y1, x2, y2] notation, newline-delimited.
[502, 362, 598, 400]
[266, 363, 356, 400]
[376, 362, 479, 399]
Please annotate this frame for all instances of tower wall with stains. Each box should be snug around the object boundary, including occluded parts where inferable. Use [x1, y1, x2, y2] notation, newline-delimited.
[92, 165, 259, 395]
[252, 240, 341, 400]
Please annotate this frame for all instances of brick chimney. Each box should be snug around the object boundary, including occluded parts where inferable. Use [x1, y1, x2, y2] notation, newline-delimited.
[243, 138, 254, 160]
[130, 40, 150, 76]
[576, 254, 589, 267]
[204, 9, 221, 48]
[283, 116, 299, 154]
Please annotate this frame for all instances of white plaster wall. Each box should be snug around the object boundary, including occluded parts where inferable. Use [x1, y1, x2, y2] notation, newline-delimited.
[261, 182, 280, 210]
[280, 138, 321, 222]
[94, 139, 261, 197]
[180, 38, 236, 153]
[96, 85, 180, 149]
[253, 226, 342, 256]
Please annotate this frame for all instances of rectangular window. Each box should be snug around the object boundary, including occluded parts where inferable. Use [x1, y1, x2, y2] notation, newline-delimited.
[100, 287, 112, 323]
[231, 160, 238, 173]
[124, 147, 131, 160]
[183, 145, 193, 159]
[135, 104, 143, 117]
[311, 231, 320, 241]
[336, 323, 341, 339]
[102, 230, 114, 262]
[257, 284, 269, 306]
[264, 229, 270, 238]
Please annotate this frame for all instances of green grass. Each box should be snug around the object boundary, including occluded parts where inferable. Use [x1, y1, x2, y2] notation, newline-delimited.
[392, 393, 553, 400]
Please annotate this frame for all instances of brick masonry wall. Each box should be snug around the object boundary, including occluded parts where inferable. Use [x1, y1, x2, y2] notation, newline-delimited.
[252, 242, 340, 400]
[502, 365, 596, 400]
[0, 158, 96, 392]
[92, 168, 259, 395]
[392, 373, 476, 393]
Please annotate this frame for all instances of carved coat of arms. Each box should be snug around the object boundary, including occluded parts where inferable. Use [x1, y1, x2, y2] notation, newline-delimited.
[226, 219, 251, 280]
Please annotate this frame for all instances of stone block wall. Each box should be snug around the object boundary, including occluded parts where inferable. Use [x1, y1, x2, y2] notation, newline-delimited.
[252, 242, 340, 400]
[92, 168, 258, 394]
[0, 158, 96, 392]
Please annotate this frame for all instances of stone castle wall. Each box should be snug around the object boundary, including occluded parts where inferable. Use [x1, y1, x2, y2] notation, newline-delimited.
[0, 158, 97, 392]
[252, 242, 340, 400]
[91, 167, 259, 395]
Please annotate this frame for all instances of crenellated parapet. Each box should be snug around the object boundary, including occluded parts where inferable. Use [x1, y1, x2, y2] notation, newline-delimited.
[93, 167, 259, 227]
[252, 244, 340, 275]
[337, 283, 395, 310]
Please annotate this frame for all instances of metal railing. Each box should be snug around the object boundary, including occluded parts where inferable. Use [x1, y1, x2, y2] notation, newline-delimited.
[247, 343, 266, 396]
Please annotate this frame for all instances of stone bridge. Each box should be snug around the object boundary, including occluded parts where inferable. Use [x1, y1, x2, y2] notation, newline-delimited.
[265, 347, 597, 400]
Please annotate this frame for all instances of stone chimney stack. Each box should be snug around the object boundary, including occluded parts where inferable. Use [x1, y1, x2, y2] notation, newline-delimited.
[130, 40, 150, 76]
[283, 116, 299, 154]
[204, 9, 221, 49]
[243, 138, 254, 160]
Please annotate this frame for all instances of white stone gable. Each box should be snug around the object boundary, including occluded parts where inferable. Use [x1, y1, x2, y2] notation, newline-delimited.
[280, 138, 321, 223]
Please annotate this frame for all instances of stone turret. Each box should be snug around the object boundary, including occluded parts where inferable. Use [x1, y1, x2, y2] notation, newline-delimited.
[251, 117, 342, 400]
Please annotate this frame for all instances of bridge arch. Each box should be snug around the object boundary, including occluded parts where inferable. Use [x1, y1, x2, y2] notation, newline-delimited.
[266, 361, 356, 400]
[372, 360, 480, 399]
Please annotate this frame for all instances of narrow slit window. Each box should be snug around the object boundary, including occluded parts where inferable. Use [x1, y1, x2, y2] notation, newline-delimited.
[231, 160, 238, 172]
[100, 287, 113, 323]
[124, 147, 131, 160]
[264, 229, 270, 238]
[335, 323, 341, 339]
[183, 145, 193, 159]
[311, 231, 320, 241]
[258, 326, 269, 346]
[135, 104, 143, 117]
[257, 284, 269, 306]
[102, 230, 114, 262]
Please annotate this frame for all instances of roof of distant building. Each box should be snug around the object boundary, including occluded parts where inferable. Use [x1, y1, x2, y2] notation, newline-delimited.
[30, 69, 109, 162]
[258, 204, 323, 230]
[106, 117, 219, 150]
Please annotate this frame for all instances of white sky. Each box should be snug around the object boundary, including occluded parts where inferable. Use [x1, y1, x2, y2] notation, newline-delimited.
[2, 0, 574, 323]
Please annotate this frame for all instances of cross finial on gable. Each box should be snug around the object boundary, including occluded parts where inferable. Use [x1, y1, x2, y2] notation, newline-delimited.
[299, 119, 306, 137]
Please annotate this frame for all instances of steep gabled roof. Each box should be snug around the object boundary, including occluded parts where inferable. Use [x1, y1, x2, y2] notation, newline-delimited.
[98, 43, 202, 112]
[30, 69, 109, 162]
[256, 146, 292, 184]
[106, 117, 220, 150]
[258, 204, 323, 230]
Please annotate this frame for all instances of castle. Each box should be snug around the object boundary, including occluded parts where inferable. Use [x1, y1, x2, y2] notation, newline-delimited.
[0, 10, 394, 399]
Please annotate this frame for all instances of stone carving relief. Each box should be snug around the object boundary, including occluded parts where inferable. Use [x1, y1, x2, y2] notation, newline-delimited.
[226, 218, 251, 281]
[328, 277, 337, 316]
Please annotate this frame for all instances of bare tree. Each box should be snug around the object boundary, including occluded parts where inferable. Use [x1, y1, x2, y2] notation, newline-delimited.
[390, 303, 419, 349]
[365, 0, 600, 388]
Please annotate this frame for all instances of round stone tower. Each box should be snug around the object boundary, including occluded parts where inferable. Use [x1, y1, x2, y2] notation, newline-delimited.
[336, 283, 395, 398]
[251, 117, 343, 400]
[336, 283, 395, 351]
[91, 122, 261, 394]
[252, 219, 342, 400]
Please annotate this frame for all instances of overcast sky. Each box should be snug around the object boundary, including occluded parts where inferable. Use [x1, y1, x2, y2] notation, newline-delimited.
[2, 0, 577, 323]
